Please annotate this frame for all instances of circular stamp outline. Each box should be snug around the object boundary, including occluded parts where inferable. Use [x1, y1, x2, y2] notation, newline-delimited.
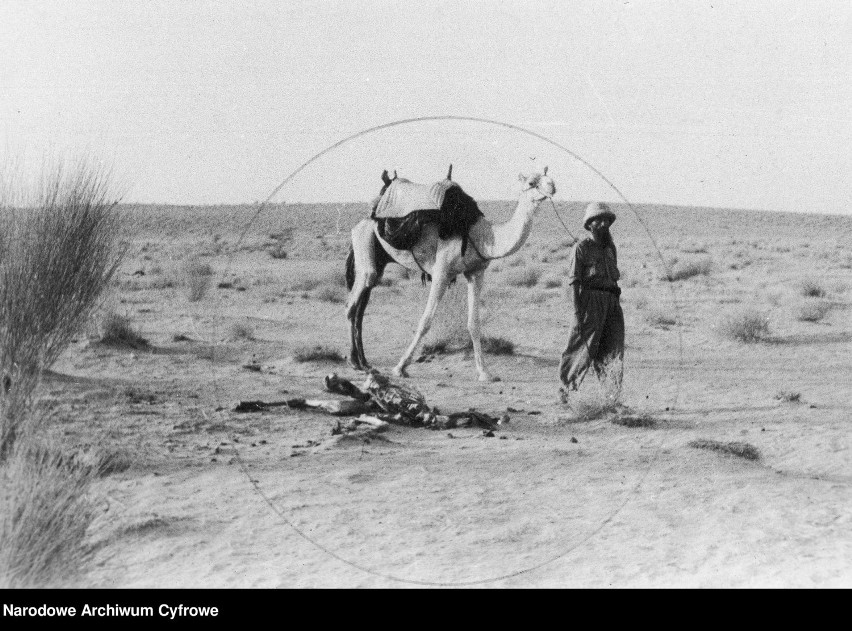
[216, 115, 685, 586]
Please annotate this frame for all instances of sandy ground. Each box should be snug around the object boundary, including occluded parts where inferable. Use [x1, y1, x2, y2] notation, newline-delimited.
[38, 201, 852, 588]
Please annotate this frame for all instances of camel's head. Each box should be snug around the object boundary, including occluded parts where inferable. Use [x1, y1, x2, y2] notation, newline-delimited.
[518, 166, 556, 204]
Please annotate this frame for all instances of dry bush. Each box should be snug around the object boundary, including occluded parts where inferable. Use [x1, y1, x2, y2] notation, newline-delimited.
[99, 312, 149, 349]
[314, 285, 346, 303]
[541, 275, 562, 289]
[664, 257, 713, 281]
[228, 322, 255, 341]
[718, 308, 770, 343]
[183, 257, 213, 302]
[284, 268, 346, 292]
[293, 345, 344, 363]
[267, 243, 288, 260]
[566, 356, 623, 420]
[478, 335, 516, 355]
[688, 439, 760, 461]
[680, 243, 709, 254]
[504, 265, 542, 288]
[0, 159, 124, 458]
[643, 308, 678, 328]
[795, 300, 831, 323]
[799, 279, 826, 298]
[0, 435, 98, 587]
[774, 390, 801, 403]
[612, 413, 657, 428]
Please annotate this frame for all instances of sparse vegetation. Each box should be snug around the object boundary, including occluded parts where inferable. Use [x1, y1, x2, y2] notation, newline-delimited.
[293, 345, 344, 363]
[542, 275, 562, 289]
[688, 439, 760, 461]
[314, 285, 346, 303]
[665, 257, 713, 281]
[774, 390, 801, 403]
[99, 312, 150, 349]
[504, 265, 542, 288]
[795, 300, 831, 323]
[0, 435, 98, 587]
[0, 158, 124, 458]
[566, 356, 623, 420]
[183, 257, 214, 302]
[228, 322, 255, 341]
[612, 414, 656, 428]
[463, 335, 516, 355]
[644, 308, 678, 328]
[799, 279, 826, 298]
[267, 243, 288, 259]
[718, 308, 770, 343]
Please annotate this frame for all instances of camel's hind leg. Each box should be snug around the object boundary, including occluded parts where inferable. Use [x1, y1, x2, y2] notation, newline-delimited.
[465, 269, 499, 382]
[346, 220, 386, 371]
[352, 286, 372, 369]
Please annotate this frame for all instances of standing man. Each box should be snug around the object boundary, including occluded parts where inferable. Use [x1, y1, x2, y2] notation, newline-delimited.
[559, 202, 625, 402]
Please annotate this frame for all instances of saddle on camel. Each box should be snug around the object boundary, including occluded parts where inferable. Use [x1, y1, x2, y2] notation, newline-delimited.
[370, 165, 483, 261]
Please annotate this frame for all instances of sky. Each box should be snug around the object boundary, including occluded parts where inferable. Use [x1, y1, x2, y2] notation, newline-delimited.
[1, 0, 850, 214]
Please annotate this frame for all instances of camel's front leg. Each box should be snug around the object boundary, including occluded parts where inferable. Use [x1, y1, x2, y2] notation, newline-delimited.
[466, 270, 499, 382]
[393, 269, 449, 378]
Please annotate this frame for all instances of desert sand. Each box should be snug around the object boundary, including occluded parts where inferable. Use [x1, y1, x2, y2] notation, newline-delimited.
[42, 200, 851, 588]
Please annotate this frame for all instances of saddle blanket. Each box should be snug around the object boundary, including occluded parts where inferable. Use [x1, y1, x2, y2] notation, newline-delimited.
[373, 178, 456, 219]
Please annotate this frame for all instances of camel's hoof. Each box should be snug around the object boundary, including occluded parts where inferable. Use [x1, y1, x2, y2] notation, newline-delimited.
[478, 373, 501, 383]
[347, 358, 364, 372]
[393, 366, 409, 378]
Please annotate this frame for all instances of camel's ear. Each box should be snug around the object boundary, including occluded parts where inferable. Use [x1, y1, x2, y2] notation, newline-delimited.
[543, 166, 548, 175]
[393, 170, 398, 180]
[447, 164, 453, 181]
[381, 170, 391, 186]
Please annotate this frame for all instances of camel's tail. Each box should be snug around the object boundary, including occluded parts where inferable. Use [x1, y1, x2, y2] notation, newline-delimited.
[345, 246, 356, 291]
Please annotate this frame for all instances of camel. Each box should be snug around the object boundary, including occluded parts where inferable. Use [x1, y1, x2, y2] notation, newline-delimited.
[345, 167, 556, 381]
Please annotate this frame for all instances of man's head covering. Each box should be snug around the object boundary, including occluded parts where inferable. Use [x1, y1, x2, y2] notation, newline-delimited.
[583, 202, 616, 230]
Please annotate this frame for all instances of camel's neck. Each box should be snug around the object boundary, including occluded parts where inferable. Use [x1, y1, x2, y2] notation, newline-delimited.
[470, 194, 540, 259]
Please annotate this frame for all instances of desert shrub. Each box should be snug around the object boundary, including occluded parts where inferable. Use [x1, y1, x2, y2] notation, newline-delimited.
[228, 322, 255, 341]
[680, 243, 708, 254]
[314, 285, 346, 303]
[665, 257, 713, 281]
[795, 300, 831, 323]
[421, 340, 450, 356]
[644, 308, 678, 328]
[565, 356, 623, 420]
[183, 257, 213, 302]
[267, 243, 288, 259]
[293, 345, 344, 363]
[0, 159, 123, 457]
[507, 256, 526, 268]
[718, 308, 770, 343]
[479, 335, 516, 355]
[542, 275, 562, 289]
[633, 295, 648, 310]
[799, 279, 826, 298]
[284, 269, 346, 292]
[688, 439, 760, 461]
[774, 390, 801, 403]
[99, 312, 150, 349]
[0, 435, 97, 587]
[504, 265, 542, 288]
[612, 413, 657, 428]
